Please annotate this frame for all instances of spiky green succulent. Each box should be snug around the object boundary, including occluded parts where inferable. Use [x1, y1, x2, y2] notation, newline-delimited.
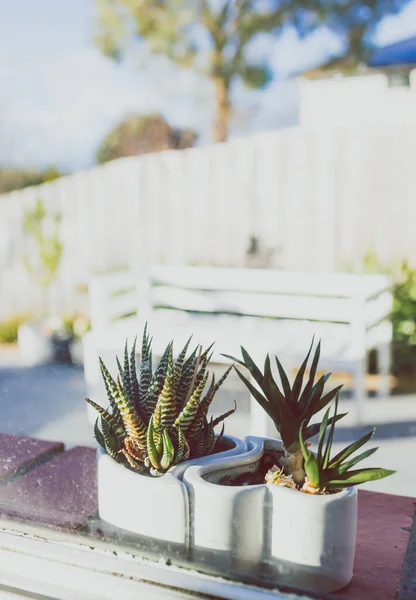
[299, 393, 395, 493]
[224, 340, 344, 455]
[86, 326, 236, 476]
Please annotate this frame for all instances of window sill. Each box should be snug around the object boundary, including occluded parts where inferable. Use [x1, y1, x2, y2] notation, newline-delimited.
[0, 434, 414, 600]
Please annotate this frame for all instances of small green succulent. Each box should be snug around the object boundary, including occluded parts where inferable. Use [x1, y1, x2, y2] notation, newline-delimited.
[223, 340, 344, 483]
[86, 326, 236, 476]
[299, 394, 395, 494]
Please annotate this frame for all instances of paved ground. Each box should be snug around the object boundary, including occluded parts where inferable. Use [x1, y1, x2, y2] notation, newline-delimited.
[1, 346, 415, 497]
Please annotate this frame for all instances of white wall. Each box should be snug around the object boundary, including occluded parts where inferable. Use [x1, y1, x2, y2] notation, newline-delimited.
[298, 70, 416, 127]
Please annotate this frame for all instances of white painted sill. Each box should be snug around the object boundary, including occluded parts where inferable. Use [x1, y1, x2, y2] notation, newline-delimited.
[0, 522, 313, 600]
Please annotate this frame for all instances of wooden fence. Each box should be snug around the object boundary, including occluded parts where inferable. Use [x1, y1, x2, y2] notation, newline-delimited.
[1, 123, 416, 319]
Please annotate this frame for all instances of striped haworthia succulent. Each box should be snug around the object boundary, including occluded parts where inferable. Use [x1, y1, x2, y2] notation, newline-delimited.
[86, 326, 236, 476]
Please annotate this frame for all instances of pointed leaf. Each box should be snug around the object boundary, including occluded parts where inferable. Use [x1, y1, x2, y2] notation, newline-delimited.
[337, 447, 379, 473]
[329, 428, 376, 469]
[85, 398, 125, 438]
[312, 384, 344, 416]
[263, 354, 285, 403]
[160, 429, 175, 471]
[146, 416, 161, 470]
[292, 338, 314, 403]
[298, 340, 321, 409]
[322, 392, 339, 469]
[233, 366, 275, 421]
[220, 352, 246, 368]
[324, 468, 396, 488]
[94, 418, 105, 449]
[302, 373, 326, 417]
[240, 346, 265, 389]
[274, 356, 293, 407]
[212, 400, 237, 428]
[317, 407, 330, 468]
[302, 412, 347, 441]
[299, 421, 320, 487]
[116, 356, 124, 379]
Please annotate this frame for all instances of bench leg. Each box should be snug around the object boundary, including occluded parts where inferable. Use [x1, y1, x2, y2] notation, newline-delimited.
[377, 343, 391, 398]
[353, 358, 366, 426]
[248, 375, 278, 439]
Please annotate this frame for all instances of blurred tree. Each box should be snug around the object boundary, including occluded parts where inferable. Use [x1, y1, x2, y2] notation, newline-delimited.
[0, 165, 62, 195]
[94, 0, 308, 142]
[96, 113, 197, 164]
[94, 1, 409, 142]
[312, 0, 411, 74]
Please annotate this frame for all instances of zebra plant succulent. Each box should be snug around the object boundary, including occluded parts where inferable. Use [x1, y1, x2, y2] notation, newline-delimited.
[223, 340, 344, 484]
[299, 394, 395, 494]
[86, 326, 236, 476]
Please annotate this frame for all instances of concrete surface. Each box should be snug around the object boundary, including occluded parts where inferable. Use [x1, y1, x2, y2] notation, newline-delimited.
[0, 446, 97, 529]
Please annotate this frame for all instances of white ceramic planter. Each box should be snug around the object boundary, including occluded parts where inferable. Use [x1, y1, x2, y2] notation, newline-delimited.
[183, 436, 358, 594]
[97, 434, 247, 547]
[18, 323, 54, 365]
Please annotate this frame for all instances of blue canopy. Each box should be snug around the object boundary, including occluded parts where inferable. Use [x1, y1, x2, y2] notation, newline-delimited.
[370, 36, 416, 67]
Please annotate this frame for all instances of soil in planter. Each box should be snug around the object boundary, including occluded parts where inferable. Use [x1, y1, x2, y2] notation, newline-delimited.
[211, 437, 234, 455]
[218, 450, 344, 495]
[219, 449, 284, 486]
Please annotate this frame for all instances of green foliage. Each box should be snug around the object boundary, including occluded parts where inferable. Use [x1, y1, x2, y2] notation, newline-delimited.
[95, 114, 197, 164]
[22, 198, 63, 288]
[86, 326, 236, 476]
[0, 314, 32, 344]
[391, 261, 416, 346]
[224, 341, 343, 453]
[62, 314, 91, 339]
[359, 254, 416, 376]
[0, 166, 62, 195]
[299, 394, 395, 492]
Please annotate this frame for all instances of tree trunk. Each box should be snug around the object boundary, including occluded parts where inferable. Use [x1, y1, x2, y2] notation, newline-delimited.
[213, 77, 231, 143]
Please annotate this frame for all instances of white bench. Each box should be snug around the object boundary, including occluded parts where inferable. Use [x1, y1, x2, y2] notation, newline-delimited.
[83, 266, 393, 430]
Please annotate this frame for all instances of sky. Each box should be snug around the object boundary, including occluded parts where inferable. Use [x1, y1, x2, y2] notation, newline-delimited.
[1, 0, 416, 171]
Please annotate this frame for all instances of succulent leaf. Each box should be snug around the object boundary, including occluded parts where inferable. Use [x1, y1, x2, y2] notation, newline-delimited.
[129, 336, 140, 410]
[114, 376, 147, 447]
[85, 397, 125, 439]
[172, 336, 192, 396]
[160, 429, 175, 471]
[292, 338, 315, 404]
[94, 417, 105, 449]
[101, 418, 124, 462]
[147, 415, 161, 471]
[99, 357, 123, 423]
[328, 428, 376, 470]
[175, 426, 190, 462]
[300, 394, 395, 492]
[159, 347, 176, 427]
[174, 371, 209, 431]
[226, 340, 339, 451]
[212, 400, 237, 428]
[87, 330, 235, 476]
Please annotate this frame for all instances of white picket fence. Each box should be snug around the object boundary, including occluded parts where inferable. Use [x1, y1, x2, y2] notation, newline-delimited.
[1, 123, 416, 320]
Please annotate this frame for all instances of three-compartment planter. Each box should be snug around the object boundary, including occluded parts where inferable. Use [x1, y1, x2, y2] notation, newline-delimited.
[97, 434, 247, 548]
[183, 436, 358, 594]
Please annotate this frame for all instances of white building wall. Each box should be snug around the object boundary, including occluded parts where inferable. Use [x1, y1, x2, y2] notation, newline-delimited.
[298, 70, 416, 127]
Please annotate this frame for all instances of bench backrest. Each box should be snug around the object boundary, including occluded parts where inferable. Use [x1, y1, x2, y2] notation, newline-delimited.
[148, 266, 392, 329]
[88, 270, 139, 332]
[89, 266, 392, 333]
